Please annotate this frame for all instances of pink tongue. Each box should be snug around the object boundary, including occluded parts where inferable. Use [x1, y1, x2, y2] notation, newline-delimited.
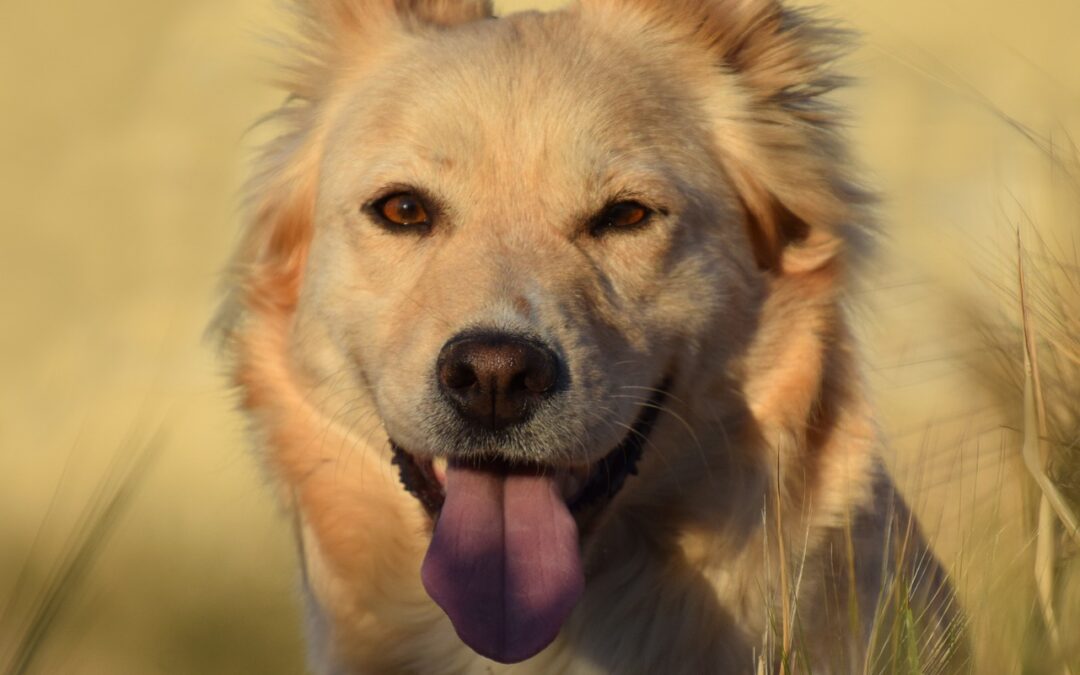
[421, 464, 584, 664]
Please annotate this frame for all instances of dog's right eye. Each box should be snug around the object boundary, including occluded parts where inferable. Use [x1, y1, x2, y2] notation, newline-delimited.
[371, 192, 431, 231]
[589, 200, 655, 237]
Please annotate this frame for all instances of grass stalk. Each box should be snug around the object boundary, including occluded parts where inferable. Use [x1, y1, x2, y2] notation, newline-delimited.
[775, 446, 792, 674]
[1016, 233, 1076, 675]
[1, 433, 161, 675]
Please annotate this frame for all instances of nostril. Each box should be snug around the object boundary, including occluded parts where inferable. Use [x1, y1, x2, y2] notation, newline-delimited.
[441, 360, 478, 391]
[521, 357, 557, 395]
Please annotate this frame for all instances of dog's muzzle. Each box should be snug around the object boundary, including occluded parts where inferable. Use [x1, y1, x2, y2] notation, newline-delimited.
[389, 379, 670, 664]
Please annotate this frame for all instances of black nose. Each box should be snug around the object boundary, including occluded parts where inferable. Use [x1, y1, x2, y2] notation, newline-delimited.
[437, 333, 561, 431]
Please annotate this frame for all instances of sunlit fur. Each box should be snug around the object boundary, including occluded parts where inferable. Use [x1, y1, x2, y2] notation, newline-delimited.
[220, 0, 965, 672]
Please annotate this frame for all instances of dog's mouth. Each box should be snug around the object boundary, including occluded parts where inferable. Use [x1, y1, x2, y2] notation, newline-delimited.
[391, 383, 668, 519]
[389, 382, 668, 664]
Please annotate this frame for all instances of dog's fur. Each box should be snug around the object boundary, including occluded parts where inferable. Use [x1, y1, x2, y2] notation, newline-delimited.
[220, 0, 965, 672]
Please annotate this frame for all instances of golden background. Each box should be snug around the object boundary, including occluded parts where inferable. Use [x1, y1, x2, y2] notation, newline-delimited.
[1, 0, 1077, 672]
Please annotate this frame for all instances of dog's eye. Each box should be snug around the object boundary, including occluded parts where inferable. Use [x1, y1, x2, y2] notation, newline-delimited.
[591, 201, 654, 235]
[373, 192, 431, 230]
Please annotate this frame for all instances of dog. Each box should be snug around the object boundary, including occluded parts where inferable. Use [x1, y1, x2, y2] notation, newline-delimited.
[219, 0, 967, 672]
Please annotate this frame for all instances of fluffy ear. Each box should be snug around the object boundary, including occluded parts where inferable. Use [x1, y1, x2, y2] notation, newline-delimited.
[305, 0, 493, 26]
[579, 0, 873, 274]
[288, 0, 494, 100]
[300, 0, 493, 55]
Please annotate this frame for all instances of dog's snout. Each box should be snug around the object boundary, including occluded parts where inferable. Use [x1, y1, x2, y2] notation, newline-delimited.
[437, 333, 560, 431]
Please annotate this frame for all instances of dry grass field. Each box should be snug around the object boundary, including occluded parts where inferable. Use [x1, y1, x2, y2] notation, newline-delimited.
[1, 0, 1077, 673]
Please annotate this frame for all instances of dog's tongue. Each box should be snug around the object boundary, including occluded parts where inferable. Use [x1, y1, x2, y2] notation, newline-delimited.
[421, 463, 584, 664]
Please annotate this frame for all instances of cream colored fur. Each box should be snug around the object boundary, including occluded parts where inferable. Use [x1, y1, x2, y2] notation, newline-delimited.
[221, 0, 965, 672]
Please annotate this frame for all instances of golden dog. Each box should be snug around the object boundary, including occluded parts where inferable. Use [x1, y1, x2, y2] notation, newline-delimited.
[220, 0, 966, 672]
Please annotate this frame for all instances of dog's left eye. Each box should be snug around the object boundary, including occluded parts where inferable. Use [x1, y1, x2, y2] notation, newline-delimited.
[372, 192, 431, 230]
[591, 201, 654, 235]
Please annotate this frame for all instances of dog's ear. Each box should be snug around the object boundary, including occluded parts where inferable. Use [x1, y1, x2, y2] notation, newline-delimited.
[578, 0, 872, 274]
[289, 0, 494, 99]
[300, 0, 493, 55]
[305, 0, 493, 28]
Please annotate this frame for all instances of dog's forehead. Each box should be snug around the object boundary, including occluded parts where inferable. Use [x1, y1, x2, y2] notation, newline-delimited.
[328, 11, 707, 202]
[411, 11, 654, 125]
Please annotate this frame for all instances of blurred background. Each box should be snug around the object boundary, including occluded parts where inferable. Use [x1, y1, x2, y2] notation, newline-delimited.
[1, 0, 1077, 673]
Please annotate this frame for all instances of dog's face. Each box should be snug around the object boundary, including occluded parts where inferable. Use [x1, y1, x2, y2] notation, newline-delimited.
[237, 0, 858, 665]
[301, 13, 760, 470]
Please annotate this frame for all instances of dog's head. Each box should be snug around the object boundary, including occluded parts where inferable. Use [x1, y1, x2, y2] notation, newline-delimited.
[226, 0, 866, 664]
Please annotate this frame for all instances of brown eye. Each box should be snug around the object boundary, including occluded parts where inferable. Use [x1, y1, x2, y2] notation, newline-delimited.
[374, 192, 430, 229]
[592, 201, 653, 235]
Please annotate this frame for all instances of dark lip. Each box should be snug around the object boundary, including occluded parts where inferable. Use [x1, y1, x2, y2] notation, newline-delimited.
[391, 379, 671, 519]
